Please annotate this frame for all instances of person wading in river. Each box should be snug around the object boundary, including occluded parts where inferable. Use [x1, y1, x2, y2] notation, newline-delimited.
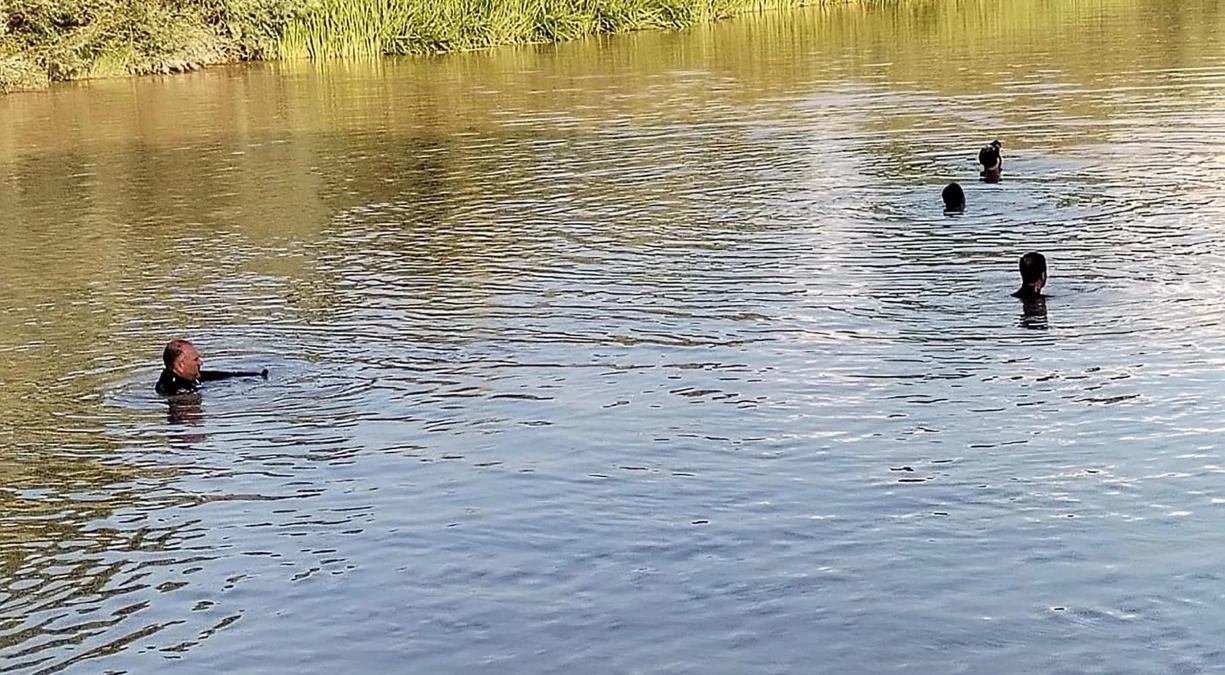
[942, 182, 965, 213]
[979, 140, 1003, 182]
[1012, 252, 1047, 300]
[156, 339, 267, 396]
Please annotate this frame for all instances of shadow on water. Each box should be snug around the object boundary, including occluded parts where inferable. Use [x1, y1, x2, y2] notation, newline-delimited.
[167, 393, 205, 426]
[1018, 296, 1049, 331]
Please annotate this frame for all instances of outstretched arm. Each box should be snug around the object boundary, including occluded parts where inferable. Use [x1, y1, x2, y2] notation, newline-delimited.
[199, 369, 269, 382]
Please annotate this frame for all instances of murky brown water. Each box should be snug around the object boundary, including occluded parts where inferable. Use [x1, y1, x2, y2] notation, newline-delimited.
[3, 0, 1225, 672]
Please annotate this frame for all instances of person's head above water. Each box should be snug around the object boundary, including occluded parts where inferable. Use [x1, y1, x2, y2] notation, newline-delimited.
[163, 339, 203, 381]
[979, 140, 1002, 168]
[1015, 251, 1047, 297]
[942, 182, 965, 212]
[156, 339, 267, 396]
[979, 139, 1003, 181]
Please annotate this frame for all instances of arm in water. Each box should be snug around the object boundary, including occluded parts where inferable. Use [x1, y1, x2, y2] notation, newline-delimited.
[200, 369, 269, 382]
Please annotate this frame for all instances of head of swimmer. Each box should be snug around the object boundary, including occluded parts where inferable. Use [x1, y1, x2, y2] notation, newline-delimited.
[1018, 252, 1047, 295]
[942, 182, 965, 212]
[164, 339, 203, 380]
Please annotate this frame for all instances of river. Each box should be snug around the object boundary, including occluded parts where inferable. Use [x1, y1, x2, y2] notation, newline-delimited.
[3, 0, 1225, 672]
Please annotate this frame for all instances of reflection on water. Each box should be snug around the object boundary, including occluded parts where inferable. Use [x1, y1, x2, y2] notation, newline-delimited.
[1018, 296, 1049, 331]
[4, 0, 1225, 672]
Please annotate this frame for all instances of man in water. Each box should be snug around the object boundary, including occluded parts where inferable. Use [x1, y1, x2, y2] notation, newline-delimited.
[942, 182, 965, 213]
[979, 140, 1002, 182]
[156, 339, 267, 396]
[1012, 252, 1047, 299]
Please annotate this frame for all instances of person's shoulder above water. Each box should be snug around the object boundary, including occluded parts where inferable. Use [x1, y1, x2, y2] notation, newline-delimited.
[942, 182, 965, 213]
[155, 338, 268, 396]
[156, 366, 198, 396]
[1011, 251, 1047, 298]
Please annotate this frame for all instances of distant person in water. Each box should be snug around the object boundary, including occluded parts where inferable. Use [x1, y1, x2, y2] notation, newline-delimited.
[1012, 252, 1047, 299]
[979, 140, 1002, 182]
[156, 339, 267, 396]
[942, 182, 965, 213]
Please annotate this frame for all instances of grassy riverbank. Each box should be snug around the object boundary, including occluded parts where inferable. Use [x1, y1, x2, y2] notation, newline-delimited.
[0, 0, 816, 91]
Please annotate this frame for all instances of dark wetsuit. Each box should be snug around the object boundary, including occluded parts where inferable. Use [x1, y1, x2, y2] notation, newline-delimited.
[1013, 285, 1047, 323]
[1012, 285, 1043, 300]
[156, 369, 268, 396]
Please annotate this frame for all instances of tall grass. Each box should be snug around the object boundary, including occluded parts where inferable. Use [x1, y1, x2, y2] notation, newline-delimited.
[0, 0, 818, 90]
[0, 0, 299, 89]
[276, 0, 815, 60]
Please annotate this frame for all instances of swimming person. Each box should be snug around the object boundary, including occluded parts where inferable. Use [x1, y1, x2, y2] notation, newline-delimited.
[1012, 252, 1047, 299]
[942, 182, 965, 213]
[156, 339, 268, 396]
[979, 140, 1002, 182]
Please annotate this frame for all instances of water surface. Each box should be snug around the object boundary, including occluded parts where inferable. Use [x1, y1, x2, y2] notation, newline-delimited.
[4, 1, 1225, 672]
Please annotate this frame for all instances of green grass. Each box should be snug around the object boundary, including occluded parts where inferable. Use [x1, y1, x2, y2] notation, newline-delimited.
[277, 0, 815, 60]
[0, 0, 819, 90]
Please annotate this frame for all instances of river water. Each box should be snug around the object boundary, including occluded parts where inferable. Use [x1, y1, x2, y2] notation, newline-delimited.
[3, 0, 1225, 672]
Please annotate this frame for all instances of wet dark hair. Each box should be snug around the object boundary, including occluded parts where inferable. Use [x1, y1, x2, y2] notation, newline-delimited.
[1019, 252, 1047, 285]
[163, 339, 195, 369]
[942, 182, 965, 211]
[979, 139, 1002, 169]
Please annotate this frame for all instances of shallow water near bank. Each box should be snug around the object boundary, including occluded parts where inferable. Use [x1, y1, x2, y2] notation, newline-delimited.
[3, 0, 1225, 672]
